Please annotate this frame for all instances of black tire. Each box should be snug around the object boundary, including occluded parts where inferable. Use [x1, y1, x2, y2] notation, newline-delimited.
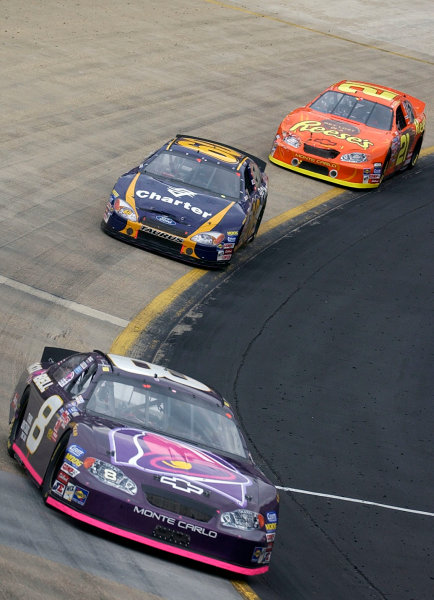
[248, 205, 266, 244]
[7, 388, 30, 457]
[408, 138, 423, 170]
[379, 154, 390, 184]
[41, 432, 70, 499]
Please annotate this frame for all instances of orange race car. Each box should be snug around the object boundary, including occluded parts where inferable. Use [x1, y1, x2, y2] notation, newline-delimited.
[269, 80, 426, 189]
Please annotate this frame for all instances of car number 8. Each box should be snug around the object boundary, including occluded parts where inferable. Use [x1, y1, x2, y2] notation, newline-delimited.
[26, 395, 63, 454]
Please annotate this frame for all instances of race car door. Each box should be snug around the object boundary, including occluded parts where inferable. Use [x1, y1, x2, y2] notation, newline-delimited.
[393, 102, 416, 171]
[238, 160, 262, 245]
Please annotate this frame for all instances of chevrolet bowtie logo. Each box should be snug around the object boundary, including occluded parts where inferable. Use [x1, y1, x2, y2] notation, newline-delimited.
[160, 475, 204, 495]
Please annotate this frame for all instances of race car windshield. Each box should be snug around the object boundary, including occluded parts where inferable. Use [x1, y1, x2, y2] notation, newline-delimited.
[86, 375, 248, 458]
[142, 151, 241, 199]
[310, 91, 393, 131]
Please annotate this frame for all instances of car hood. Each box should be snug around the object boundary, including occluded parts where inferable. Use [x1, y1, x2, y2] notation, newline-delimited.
[79, 423, 272, 509]
[114, 172, 243, 231]
[281, 108, 392, 152]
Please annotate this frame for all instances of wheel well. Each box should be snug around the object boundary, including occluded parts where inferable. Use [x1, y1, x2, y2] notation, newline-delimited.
[42, 430, 71, 496]
[7, 387, 30, 457]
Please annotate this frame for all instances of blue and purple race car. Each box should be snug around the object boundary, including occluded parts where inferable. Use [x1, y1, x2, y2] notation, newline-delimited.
[102, 135, 268, 267]
[8, 347, 279, 575]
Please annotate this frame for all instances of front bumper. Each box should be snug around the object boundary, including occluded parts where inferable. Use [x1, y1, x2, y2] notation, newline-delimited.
[269, 141, 382, 189]
[46, 483, 274, 575]
[101, 211, 233, 268]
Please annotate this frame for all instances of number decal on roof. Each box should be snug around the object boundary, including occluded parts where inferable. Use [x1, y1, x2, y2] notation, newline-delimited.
[177, 137, 242, 164]
[337, 81, 399, 101]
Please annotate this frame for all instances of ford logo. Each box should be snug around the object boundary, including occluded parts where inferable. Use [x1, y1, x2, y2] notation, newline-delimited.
[156, 215, 176, 226]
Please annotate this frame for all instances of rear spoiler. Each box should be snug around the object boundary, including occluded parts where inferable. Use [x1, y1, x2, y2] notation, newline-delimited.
[175, 134, 267, 172]
[40, 346, 78, 365]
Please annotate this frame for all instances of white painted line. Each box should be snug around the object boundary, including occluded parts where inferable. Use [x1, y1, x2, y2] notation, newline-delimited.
[0, 275, 129, 328]
[276, 486, 434, 517]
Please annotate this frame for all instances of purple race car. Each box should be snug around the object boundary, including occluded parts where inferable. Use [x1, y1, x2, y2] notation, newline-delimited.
[8, 348, 279, 575]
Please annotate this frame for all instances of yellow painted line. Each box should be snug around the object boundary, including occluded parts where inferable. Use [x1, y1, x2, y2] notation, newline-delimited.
[202, 0, 434, 66]
[421, 145, 434, 157]
[110, 269, 207, 354]
[231, 580, 263, 600]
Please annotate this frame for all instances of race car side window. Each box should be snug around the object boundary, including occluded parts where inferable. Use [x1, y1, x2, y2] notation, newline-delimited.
[251, 162, 262, 187]
[244, 164, 255, 194]
[396, 105, 407, 131]
[51, 354, 88, 381]
[403, 100, 415, 124]
[67, 363, 98, 397]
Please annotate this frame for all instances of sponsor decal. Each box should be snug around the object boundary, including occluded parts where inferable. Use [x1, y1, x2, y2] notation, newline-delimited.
[67, 444, 86, 458]
[110, 429, 252, 507]
[414, 117, 425, 135]
[290, 120, 373, 150]
[266, 533, 276, 543]
[27, 362, 43, 374]
[52, 480, 66, 496]
[64, 483, 75, 502]
[266, 511, 278, 523]
[135, 189, 212, 219]
[65, 453, 83, 467]
[251, 546, 268, 564]
[167, 186, 197, 198]
[47, 427, 58, 443]
[56, 471, 70, 485]
[21, 415, 32, 435]
[156, 215, 176, 225]
[140, 223, 184, 243]
[33, 373, 54, 393]
[72, 486, 89, 506]
[227, 236, 237, 243]
[58, 371, 75, 388]
[61, 461, 80, 477]
[265, 522, 277, 531]
[67, 405, 80, 418]
[133, 506, 217, 538]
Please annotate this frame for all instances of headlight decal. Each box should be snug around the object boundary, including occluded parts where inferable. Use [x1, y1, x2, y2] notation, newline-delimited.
[84, 456, 137, 495]
[115, 173, 140, 222]
[340, 152, 368, 163]
[220, 509, 265, 531]
[181, 201, 236, 258]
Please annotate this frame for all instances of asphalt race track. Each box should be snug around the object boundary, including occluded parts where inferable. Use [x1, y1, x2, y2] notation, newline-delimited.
[135, 155, 434, 600]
